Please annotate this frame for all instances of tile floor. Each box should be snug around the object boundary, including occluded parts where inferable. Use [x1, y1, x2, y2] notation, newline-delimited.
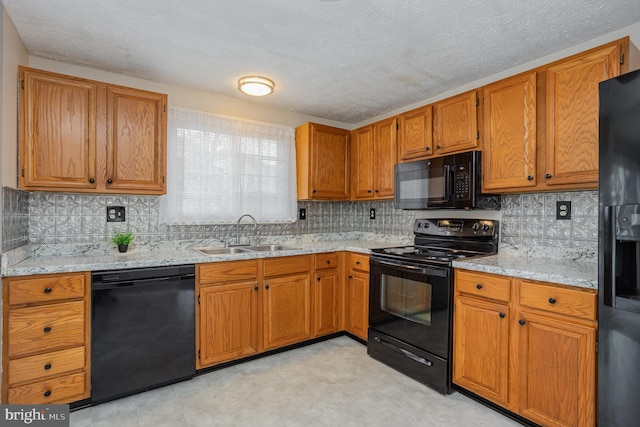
[70, 336, 522, 427]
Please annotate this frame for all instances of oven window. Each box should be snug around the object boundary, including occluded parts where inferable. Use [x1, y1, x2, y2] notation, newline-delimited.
[381, 274, 432, 326]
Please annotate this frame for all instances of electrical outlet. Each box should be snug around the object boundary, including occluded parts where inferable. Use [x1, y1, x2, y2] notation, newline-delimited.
[299, 208, 306, 220]
[556, 201, 571, 220]
[370, 208, 376, 219]
[107, 206, 126, 222]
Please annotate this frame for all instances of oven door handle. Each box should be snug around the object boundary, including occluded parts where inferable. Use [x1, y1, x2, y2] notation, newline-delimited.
[372, 260, 448, 278]
[374, 336, 433, 367]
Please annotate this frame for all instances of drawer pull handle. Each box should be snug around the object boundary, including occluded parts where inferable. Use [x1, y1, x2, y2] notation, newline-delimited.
[43, 390, 52, 397]
[476, 284, 483, 289]
[43, 326, 52, 333]
[43, 287, 52, 294]
[519, 319, 526, 326]
[44, 363, 52, 370]
[356, 261, 361, 265]
[548, 297, 556, 304]
[499, 312, 506, 318]
[326, 260, 331, 264]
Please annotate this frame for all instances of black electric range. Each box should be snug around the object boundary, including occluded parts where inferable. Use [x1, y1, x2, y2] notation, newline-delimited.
[368, 218, 499, 394]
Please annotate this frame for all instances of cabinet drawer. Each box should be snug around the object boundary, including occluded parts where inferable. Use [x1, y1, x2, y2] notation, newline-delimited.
[8, 301, 85, 358]
[8, 273, 86, 306]
[8, 346, 86, 385]
[263, 255, 312, 277]
[455, 270, 511, 302]
[519, 280, 597, 321]
[315, 253, 339, 270]
[198, 260, 258, 284]
[7, 371, 86, 404]
[349, 253, 370, 272]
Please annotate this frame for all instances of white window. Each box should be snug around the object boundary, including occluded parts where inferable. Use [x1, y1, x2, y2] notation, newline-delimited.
[160, 107, 297, 224]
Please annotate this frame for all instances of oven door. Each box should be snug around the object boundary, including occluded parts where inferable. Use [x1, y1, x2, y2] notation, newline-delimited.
[369, 257, 452, 359]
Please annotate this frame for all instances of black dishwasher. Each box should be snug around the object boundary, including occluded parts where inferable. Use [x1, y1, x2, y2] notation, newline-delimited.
[91, 265, 196, 404]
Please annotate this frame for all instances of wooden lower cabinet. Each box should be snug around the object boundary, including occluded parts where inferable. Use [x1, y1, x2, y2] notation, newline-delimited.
[312, 265, 340, 337]
[2, 272, 91, 405]
[453, 270, 597, 427]
[263, 273, 311, 350]
[345, 253, 370, 340]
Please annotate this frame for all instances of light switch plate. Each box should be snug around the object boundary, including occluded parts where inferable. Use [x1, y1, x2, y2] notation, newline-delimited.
[107, 206, 126, 222]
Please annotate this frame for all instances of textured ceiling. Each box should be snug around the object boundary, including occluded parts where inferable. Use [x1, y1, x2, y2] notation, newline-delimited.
[3, 0, 640, 124]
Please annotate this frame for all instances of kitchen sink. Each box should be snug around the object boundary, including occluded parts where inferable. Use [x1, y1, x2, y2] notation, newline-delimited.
[194, 245, 298, 256]
[194, 247, 252, 255]
[243, 244, 296, 252]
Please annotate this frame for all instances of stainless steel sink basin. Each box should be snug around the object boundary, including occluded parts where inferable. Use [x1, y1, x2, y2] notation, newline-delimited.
[194, 247, 251, 255]
[194, 244, 297, 255]
[244, 244, 296, 252]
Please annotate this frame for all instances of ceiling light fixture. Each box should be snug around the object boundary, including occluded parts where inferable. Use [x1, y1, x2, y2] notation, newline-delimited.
[237, 76, 275, 96]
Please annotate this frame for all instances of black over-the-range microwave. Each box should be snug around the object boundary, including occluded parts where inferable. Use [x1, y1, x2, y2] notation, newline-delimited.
[394, 150, 498, 210]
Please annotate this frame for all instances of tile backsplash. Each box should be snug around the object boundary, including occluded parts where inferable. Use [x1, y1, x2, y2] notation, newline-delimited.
[2, 187, 598, 254]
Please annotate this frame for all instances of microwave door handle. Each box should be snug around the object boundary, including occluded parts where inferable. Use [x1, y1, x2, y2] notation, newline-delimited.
[444, 164, 453, 201]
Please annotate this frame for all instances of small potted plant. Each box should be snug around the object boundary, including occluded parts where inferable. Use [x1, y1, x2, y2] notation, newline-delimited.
[112, 231, 134, 253]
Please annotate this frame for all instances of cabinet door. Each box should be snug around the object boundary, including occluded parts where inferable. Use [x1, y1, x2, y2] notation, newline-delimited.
[374, 117, 397, 198]
[453, 295, 509, 407]
[351, 125, 375, 199]
[545, 43, 621, 186]
[398, 105, 433, 161]
[312, 269, 340, 337]
[516, 311, 596, 427]
[19, 67, 97, 191]
[105, 86, 166, 194]
[482, 72, 537, 191]
[198, 281, 260, 368]
[347, 270, 369, 340]
[433, 90, 478, 155]
[263, 274, 311, 350]
[309, 124, 349, 199]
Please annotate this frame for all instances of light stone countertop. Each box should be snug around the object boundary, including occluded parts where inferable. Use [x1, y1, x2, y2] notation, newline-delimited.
[452, 252, 597, 290]
[1, 239, 396, 277]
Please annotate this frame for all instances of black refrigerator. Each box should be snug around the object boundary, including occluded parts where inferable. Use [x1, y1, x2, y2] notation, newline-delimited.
[599, 68, 640, 426]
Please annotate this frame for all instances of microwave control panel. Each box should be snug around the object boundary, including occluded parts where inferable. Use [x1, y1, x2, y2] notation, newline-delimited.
[453, 164, 471, 200]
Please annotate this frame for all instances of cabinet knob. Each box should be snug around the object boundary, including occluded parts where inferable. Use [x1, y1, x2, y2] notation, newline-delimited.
[367, 189, 372, 193]
[425, 146, 430, 151]
[476, 283, 483, 289]
[43, 390, 52, 397]
[107, 178, 113, 184]
[548, 297, 556, 305]
[519, 319, 526, 326]
[499, 313, 506, 318]
[254, 286, 258, 291]
[43, 287, 52, 294]
[43, 326, 52, 333]
[348, 275, 353, 279]
[317, 277, 321, 281]
[312, 189, 317, 193]
[44, 363, 52, 370]
[436, 145, 442, 150]
[527, 175, 534, 181]
[89, 178, 95, 183]
[265, 285, 270, 290]
[356, 261, 361, 265]
[545, 173, 552, 179]
[326, 260, 331, 265]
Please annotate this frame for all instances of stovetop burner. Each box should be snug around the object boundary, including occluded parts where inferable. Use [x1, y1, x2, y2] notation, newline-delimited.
[372, 218, 499, 266]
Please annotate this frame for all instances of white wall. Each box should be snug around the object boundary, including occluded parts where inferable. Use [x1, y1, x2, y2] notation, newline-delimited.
[356, 21, 640, 128]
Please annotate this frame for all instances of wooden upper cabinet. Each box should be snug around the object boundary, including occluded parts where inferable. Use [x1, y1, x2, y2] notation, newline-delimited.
[433, 90, 478, 155]
[351, 125, 375, 199]
[295, 122, 349, 200]
[482, 72, 537, 191]
[18, 67, 167, 194]
[397, 105, 433, 161]
[351, 117, 397, 200]
[105, 86, 166, 194]
[544, 40, 625, 187]
[19, 67, 98, 191]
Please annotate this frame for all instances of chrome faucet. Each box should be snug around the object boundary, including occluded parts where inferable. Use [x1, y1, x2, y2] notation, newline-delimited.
[234, 214, 258, 246]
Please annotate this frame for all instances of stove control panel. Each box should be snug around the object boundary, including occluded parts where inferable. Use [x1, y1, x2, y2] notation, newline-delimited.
[413, 218, 498, 237]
